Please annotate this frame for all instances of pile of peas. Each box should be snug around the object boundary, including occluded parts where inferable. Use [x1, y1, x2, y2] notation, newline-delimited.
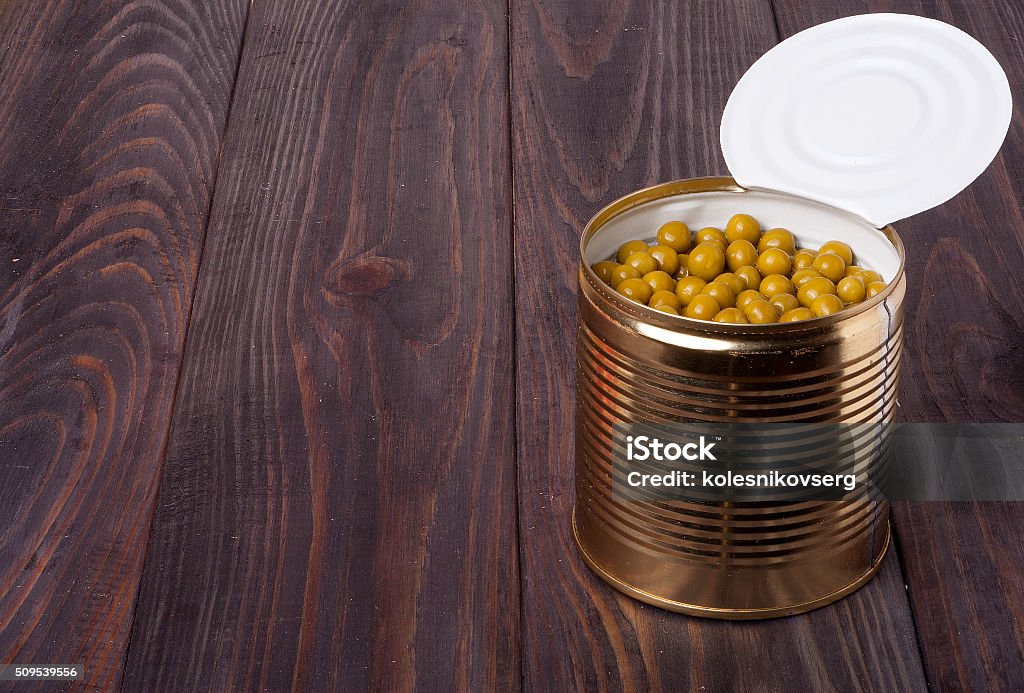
[591, 214, 888, 323]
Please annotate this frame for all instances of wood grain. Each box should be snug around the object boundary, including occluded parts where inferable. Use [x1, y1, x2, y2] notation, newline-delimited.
[511, 0, 928, 689]
[770, 1, 1024, 688]
[122, 0, 518, 690]
[0, 1, 247, 689]
[3, 1, 1018, 688]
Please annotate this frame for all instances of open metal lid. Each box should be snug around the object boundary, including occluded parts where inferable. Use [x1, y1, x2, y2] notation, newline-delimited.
[720, 13, 1012, 228]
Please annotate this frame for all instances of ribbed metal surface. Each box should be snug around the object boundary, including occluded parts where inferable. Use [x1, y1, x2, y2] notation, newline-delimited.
[573, 178, 906, 618]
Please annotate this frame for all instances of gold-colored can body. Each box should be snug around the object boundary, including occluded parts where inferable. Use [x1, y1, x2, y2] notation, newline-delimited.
[573, 178, 906, 619]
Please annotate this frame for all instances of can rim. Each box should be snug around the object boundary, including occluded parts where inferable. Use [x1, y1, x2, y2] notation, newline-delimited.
[579, 177, 906, 333]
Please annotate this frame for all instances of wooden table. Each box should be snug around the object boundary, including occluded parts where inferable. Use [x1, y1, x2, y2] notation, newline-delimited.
[1, 1, 1022, 690]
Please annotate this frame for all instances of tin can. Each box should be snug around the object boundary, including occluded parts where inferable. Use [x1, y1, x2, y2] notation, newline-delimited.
[573, 177, 906, 619]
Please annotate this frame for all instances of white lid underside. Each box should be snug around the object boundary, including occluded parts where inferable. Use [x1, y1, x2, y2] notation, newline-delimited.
[721, 13, 1012, 227]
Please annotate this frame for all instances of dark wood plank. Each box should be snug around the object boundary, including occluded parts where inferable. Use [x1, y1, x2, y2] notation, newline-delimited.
[770, 1, 1024, 689]
[511, 1, 928, 689]
[0, 1, 247, 689]
[123, 0, 517, 690]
